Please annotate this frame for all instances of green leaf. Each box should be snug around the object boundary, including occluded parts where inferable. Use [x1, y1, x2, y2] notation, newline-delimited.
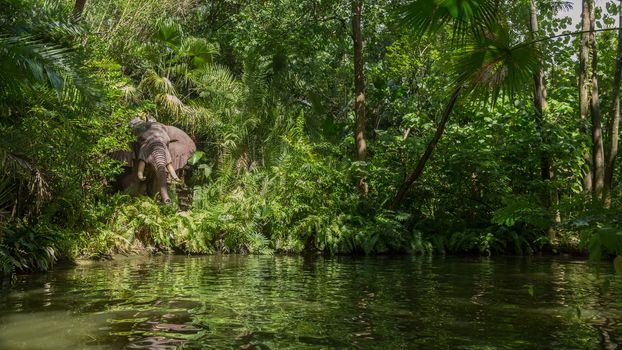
[155, 20, 182, 48]
[188, 151, 205, 165]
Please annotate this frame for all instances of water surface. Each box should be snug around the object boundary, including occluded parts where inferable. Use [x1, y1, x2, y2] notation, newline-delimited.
[0, 255, 621, 349]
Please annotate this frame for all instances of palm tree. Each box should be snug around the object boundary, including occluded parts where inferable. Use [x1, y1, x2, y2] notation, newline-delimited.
[392, 0, 540, 208]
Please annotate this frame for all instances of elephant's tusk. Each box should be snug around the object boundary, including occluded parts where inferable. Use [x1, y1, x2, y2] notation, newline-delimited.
[137, 160, 146, 181]
[166, 163, 182, 183]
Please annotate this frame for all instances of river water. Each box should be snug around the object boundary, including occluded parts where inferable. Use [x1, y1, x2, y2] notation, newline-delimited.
[0, 255, 621, 349]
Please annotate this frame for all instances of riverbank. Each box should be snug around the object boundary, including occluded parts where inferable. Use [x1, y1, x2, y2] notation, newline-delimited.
[0, 202, 594, 281]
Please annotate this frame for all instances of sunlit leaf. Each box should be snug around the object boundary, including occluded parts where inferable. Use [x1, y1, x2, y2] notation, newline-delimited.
[188, 151, 205, 166]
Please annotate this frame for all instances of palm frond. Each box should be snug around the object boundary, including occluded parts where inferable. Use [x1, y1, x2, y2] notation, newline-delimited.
[0, 0, 93, 104]
[139, 69, 177, 96]
[0, 35, 93, 103]
[174, 104, 220, 134]
[0, 138, 50, 212]
[155, 19, 183, 48]
[190, 63, 241, 102]
[120, 84, 138, 103]
[165, 63, 191, 88]
[400, 0, 500, 42]
[454, 23, 541, 101]
[179, 37, 220, 67]
[0, 177, 13, 220]
[156, 93, 185, 116]
[549, 1, 573, 12]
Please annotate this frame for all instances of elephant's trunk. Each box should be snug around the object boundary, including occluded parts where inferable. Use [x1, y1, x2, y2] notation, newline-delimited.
[156, 165, 170, 203]
[148, 142, 172, 203]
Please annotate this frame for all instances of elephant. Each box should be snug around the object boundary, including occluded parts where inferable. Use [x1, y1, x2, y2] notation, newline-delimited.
[110, 117, 196, 203]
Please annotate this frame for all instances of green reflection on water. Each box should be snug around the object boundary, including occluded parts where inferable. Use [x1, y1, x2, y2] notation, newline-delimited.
[0, 256, 621, 349]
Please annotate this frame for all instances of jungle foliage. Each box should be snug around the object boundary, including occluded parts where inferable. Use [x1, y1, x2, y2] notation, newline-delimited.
[3, 0, 622, 276]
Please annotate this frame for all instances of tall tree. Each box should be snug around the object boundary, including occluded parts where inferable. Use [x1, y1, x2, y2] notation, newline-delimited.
[529, 0, 558, 237]
[605, 0, 622, 206]
[73, 0, 87, 19]
[579, 0, 593, 192]
[529, 0, 551, 193]
[352, 0, 366, 163]
[589, 0, 605, 198]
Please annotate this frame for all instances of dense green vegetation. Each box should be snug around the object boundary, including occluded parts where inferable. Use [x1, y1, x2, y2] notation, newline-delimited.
[3, 0, 622, 276]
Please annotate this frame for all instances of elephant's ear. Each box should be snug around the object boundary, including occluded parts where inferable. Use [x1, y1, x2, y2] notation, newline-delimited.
[109, 142, 139, 167]
[166, 125, 197, 170]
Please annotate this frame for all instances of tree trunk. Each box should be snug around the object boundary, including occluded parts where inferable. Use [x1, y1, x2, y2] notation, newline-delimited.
[73, 0, 87, 19]
[579, 0, 593, 192]
[392, 86, 462, 208]
[529, 0, 552, 194]
[352, 0, 366, 162]
[529, 0, 558, 239]
[605, 0, 622, 207]
[590, 0, 605, 199]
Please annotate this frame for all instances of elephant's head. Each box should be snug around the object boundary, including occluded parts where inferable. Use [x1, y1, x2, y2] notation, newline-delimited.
[111, 118, 196, 203]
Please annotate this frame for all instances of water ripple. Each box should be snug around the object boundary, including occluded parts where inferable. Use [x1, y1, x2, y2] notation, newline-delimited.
[0, 256, 620, 349]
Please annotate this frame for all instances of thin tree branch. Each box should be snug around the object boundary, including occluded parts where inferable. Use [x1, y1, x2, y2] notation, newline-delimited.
[391, 86, 462, 209]
[515, 27, 622, 50]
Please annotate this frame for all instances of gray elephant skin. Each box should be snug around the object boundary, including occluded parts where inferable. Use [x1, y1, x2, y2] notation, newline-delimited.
[111, 118, 196, 203]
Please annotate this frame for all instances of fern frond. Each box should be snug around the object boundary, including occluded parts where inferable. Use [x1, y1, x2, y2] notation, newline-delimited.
[0, 35, 93, 103]
[190, 63, 241, 104]
[139, 69, 177, 95]
[156, 93, 185, 116]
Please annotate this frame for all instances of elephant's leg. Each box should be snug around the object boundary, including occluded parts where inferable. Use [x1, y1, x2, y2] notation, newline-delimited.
[114, 166, 134, 192]
[137, 160, 146, 181]
[137, 179, 148, 196]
